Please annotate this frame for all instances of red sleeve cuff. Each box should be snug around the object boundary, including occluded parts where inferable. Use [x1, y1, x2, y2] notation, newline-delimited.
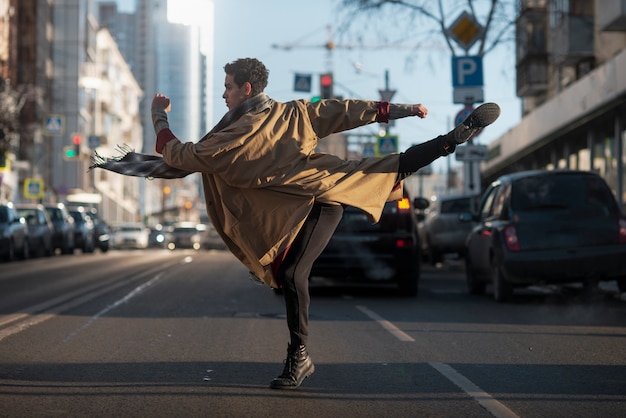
[156, 128, 176, 153]
[376, 101, 390, 123]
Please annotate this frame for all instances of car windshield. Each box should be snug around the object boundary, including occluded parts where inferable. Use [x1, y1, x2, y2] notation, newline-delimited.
[511, 174, 619, 215]
[440, 197, 475, 214]
[46, 208, 63, 221]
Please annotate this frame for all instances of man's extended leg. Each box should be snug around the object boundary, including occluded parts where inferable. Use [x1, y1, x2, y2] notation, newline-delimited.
[271, 203, 344, 390]
[398, 102, 500, 176]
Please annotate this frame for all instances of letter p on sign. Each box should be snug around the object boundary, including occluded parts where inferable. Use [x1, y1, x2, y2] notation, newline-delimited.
[452, 56, 483, 87]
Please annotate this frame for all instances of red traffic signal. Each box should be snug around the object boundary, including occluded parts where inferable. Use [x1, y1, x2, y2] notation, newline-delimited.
[72, 134, 81, 145]
[319, 73, 333, 99]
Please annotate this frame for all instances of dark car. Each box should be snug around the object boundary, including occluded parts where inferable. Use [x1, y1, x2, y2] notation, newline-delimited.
[309, 191, 421, 296]
[0, 202, 30, 261]
[199, 222, 227, 250]
[84, 208, 110, 252]
[167, 222, 203, 250]
[68, 207, 95, 253]
[44, 203, 75, 254]
[16, 203, 54, 257]
[462, 169, 626, 302]
[148, 225, 169, 248]
[416, 194, 480, 264]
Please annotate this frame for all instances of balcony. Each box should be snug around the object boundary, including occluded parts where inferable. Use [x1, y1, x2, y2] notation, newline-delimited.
[516, 55, 549, 97]
[598, 0, 626, 31]
[551, 13, 594, 65]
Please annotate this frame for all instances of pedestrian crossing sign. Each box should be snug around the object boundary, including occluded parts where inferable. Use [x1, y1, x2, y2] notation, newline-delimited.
[43, 114, 65, 136]
[375, 134, 398, 157]
[24, 178, 44, 199]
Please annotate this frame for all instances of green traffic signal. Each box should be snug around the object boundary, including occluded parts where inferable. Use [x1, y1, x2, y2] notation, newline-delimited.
[311, 96, 321, 103]
[63, 145, 78, 160]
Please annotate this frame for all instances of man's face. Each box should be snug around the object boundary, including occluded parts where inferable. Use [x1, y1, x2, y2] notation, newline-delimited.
[222, 74, 249, 110]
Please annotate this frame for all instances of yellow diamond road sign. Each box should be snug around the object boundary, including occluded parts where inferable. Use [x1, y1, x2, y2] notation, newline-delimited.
[447, 11, 483, 51]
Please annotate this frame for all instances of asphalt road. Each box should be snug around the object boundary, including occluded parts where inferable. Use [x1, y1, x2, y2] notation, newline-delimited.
[0, 249, 625, 418]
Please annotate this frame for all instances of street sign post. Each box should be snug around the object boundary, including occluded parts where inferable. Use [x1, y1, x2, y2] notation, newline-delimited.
[451, 56, 484, 104]
[375, 135, 398, 157]
[24, 178, 44, 199]
[455, 144, 489, 162]
[294, 73, 312, 92]
[43, 114, 65, 136]
[446, 10, 484, 51]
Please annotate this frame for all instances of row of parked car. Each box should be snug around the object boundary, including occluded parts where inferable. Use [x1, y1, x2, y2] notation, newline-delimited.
[0, 202, 111, 261]
[414, 169, 626, 302]
[299, 169, 626, 301]
[104, 221, 226, 251]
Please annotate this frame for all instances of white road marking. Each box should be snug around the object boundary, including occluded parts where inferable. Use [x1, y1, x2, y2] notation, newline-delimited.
[355, 305, 414, 342]
[356, 305, 519, 418]
[430, 362, 520, 418]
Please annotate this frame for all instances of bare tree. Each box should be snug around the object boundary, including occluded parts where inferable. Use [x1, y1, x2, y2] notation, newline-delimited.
[334, 0, 515, 59]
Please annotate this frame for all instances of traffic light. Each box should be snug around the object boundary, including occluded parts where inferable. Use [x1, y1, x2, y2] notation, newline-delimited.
[72, 134, 82, 156]
[63, 134, 82, 161]
[63, 145, 77, 160]
[320, 73, 333, 99]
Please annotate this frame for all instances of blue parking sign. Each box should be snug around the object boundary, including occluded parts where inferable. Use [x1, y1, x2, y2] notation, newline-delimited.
[451, 56, 483, 87]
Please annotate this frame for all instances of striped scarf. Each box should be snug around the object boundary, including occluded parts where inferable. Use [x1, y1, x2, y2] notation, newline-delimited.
[89, 93, 274, 179]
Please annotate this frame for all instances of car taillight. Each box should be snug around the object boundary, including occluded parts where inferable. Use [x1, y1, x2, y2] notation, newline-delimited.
[397, 198, 411, 210]
[619, 218, 626, 244]
[504, 225, 520, 251]
[395, 238, 413, 248]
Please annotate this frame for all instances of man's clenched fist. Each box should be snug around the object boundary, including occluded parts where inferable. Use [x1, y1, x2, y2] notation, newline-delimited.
[152, 93, 171, 112]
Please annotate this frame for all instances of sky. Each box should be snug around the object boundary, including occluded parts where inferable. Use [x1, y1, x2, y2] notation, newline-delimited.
[115, 0, 522, 175]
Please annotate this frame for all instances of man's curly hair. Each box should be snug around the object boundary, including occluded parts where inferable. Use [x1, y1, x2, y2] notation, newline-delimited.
[224, 58, 269, 96]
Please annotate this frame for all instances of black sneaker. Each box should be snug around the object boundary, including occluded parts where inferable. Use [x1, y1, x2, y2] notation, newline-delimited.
[269, 344, 315, 390]
[447, 102, 501, 144]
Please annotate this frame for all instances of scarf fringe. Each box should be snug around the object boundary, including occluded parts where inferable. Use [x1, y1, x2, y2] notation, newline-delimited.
[89, 144, 134, 170]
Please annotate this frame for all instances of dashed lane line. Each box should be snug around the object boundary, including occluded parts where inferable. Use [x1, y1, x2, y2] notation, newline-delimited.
[356, 305, 520, 418]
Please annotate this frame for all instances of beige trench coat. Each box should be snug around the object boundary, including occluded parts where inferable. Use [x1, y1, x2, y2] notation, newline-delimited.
[162, 98, 409, 288]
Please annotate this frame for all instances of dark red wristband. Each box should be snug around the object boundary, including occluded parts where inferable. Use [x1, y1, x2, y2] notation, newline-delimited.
[376, 101, 390, 123]
[155, 128, 176, 153]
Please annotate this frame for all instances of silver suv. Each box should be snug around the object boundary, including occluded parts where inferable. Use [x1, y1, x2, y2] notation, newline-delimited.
[416, 194, 480, 265]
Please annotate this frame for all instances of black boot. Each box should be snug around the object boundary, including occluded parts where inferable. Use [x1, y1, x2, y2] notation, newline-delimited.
[446, 102, 501, 145]
[269, 344, 315, 390]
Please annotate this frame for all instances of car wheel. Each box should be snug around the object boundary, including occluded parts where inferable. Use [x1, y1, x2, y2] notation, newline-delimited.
[465, 258, 486, 295]
[617, 277, 626, 293]
[4, 239, 15, 261]
[20, 240, 30, 260]
[61, 241, 73, 255]
[492, 262, 512, 302]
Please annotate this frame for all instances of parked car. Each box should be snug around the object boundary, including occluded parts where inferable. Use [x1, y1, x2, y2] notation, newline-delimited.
[198, 222, 227, 250]
[148, 224, 170, 248]
[44, 203, 75, 255]
[84, 208, 110, 252]
[111, 223, 149, 249]
[167, 222, 203, 250]
[309, 191, 421, 296]
[0, 202, 30, 261]
[68, 207, 95, 253]
[415, 194, 480, 264]
[462, 169, 626, 302]
[16, 203, 54, 257]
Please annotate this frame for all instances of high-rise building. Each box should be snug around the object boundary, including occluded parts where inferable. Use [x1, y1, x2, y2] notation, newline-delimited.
[99, 0, 213, 222]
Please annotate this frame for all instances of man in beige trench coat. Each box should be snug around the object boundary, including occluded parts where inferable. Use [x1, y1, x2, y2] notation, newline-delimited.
[149, 58, 500, 390]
